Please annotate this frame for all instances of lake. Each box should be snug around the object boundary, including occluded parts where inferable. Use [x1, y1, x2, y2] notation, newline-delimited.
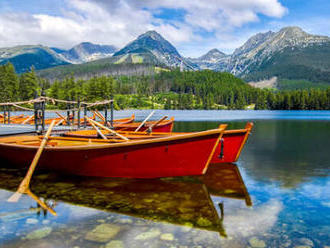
[0, 110, 329, 248]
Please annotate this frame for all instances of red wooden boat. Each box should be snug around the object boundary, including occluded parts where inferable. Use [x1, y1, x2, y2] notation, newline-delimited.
[63, 122, 253, 164]
[210, 122, 253, 163]
[0, 125, 226, 178]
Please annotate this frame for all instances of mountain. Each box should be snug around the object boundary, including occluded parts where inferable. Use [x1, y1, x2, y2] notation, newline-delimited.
[228, 26, 330, 83]
[0, 45, 69, 73]
[5, 26, 328, 85]
[188, 48, 230, 70]
[113, 31, 196, 70]
[54, 42, 117, 63]
[190, 27, 330, 84]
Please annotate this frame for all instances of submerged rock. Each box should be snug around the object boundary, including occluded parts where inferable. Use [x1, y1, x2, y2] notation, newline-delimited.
[105, 240, 124, 248]
[160, 233, 174, 241]
[134, 228, 161, 240]
[298, 238, 314, 247]
[249, 237, 266, 248]
[26, 227, 52, 240]
[26, 218, 38, 225]
[42, 220, 50, 225]
[117, 218, 133, 224]
[85, 224, 120, 243]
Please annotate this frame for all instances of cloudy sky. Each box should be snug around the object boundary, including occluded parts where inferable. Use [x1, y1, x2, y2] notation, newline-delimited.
[0, 0, 329, 57]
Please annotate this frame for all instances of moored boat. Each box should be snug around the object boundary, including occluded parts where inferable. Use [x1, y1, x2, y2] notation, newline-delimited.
[0, 125, 226, 178]
[210, 122, 253, 163]
[63, 122, 253, 164]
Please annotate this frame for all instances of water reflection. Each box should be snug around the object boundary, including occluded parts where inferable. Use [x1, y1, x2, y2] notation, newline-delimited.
[0, 163, 251, 246]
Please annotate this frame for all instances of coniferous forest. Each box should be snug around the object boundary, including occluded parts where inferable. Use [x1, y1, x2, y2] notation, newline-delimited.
[0, 63, 330, 110]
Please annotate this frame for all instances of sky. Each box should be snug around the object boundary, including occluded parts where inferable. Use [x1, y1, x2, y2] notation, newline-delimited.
[0, 0, 329, 57]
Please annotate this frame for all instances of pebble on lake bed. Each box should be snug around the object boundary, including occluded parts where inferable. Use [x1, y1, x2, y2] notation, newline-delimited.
[298, 238, 314, 247]
[26, 218, 38, 225]
[248, 237, 266, 248]
[134, 228, 161, 240]
[160, 233, 174, 241]
[85, 224, 120, 243]
[25, 227, 52, 240]
[105, 240, 124, 248]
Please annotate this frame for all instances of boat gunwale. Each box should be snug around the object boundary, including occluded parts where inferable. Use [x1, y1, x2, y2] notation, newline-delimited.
[0, 127, 226, 151]
[115, 116, 174, 128]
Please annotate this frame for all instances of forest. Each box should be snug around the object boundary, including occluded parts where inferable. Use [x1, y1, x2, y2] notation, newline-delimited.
[0, 63, 329, 110]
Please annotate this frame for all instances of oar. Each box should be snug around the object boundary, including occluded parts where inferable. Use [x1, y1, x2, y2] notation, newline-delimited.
[93, 110, 105, 122]
[26, 189, 57, 216]
[85, 118, 108, 140]
[135, 110, 155, 132]
[21, 115, 34, 125]
[86, 117, 129, 141]
[147, 116, 168, 133]
[55, 118, 65, 126]
[55, 111, 66, 120]
[7, 120, 56, 202]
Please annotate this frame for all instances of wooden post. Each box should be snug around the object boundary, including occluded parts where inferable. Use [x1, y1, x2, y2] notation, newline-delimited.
[7, 105, 10, 124]
[2, 106, 5, 124]
[83, 103, 87, 128]
[110, 95, 114, 128]
[34, 91, 38, 132]
[104, 98, 108, 127]
[66, 98, 71, 126]
[77, 97, 81, 129]
[71, 97, 75, 127]
[41, 90, 45, 132]
[34, 91, 44, 133]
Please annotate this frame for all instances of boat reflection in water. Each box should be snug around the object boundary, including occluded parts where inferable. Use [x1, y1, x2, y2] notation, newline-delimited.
[0, 163, 251, 238]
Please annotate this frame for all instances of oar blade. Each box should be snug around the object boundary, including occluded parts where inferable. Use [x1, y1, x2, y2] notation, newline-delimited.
[7, 191, 23, 202]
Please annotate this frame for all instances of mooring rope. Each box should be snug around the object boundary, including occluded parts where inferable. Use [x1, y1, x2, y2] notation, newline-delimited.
[0, 97, 114, 111]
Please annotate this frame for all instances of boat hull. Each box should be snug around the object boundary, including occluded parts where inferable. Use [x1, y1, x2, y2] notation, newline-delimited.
[0, 129, 223, 178]
[210, 122, 253, 163]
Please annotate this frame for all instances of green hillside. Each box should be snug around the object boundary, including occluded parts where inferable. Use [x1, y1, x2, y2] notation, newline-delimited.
[0, 47, 68, 73]
[243, 43, 330, 83]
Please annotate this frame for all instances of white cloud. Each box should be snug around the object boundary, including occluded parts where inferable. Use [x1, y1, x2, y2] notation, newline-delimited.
[0, 0, 288, 55]
[223, 199, 283, 237]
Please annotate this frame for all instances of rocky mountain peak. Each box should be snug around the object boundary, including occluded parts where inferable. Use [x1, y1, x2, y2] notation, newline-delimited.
[277, 26, 307, 38]
[138, 30, 164, 41]
[233, 31, 275, 57]
[194, 49, 227, 64]
[200, 49, 226, 59]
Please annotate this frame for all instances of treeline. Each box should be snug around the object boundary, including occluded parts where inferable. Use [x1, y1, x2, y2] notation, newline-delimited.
[0, 63, 330, 110]
[0, 63, 49, 102]
[255, 89, 330, 110]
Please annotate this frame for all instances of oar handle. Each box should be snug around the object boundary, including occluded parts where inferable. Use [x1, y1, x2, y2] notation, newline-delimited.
[135, 110, 155, 132]
[85, 118, 108, 140]
[86, 117, 129, 141]
[93, 110, 105, 122]
[21, 115, 34, 125]
[55, 111, 67, 121]
[147, 116, 168, 133]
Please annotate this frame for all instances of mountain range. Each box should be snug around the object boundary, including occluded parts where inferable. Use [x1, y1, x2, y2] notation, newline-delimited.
[1, 26, 329, 83]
